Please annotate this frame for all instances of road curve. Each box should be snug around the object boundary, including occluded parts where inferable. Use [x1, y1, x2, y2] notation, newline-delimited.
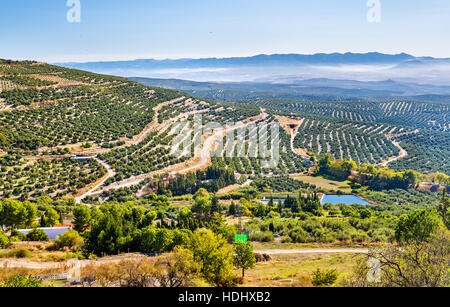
[75, 158, 115, 204]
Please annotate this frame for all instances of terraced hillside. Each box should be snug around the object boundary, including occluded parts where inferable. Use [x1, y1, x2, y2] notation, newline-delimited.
[0, 60, 189, 200]
[0, 60, 279, 201]
[211, 114, 307, 176]
[256, 99, 449, 132]
[292, 117, 402, 165]
[243, 99, 448, 175]
[0, 60, 448, 202]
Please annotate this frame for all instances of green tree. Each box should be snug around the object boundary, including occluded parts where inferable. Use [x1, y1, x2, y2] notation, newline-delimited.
[41, 208, 60, 227]
[211, 195, 220, 213]
[311, 269, 339, 287]
[0, 132, 6, 145]
[229, 202, 237, 216]
[55, 229, 84, 249]
[187, 228, 236, 287]
[194, 188, 210, 199]
[395, 208, 444, 244]
[26, 228, 49, 242]
[0, 231, 11, 248]
[73, 205, 91, 232]
[317, 153, 333, 175]
[233, 242, 256, 278]
[191, 197, 211, 220]
[438, 189, 449, 229]
[153, 247, 200, 287]
[0, 200, 37, 231]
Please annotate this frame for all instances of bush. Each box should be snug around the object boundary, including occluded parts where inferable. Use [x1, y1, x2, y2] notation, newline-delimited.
[281, 236, 292, 243]
[350, 230, 370, 243]
[288, 227, 311, 243]
[0, 248, 32, 259]
[26, 229, 49, 242]
[0, 231, 11, 248]
[249, 231, 274, 242]
[55, 230, 84, 250]
[1, 275, 42, 287]
[9, 229, 26, 242]
[311, 269, 339, 287]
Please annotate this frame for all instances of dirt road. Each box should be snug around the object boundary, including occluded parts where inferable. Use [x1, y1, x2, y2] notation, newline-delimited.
[0, 248, 369, 270]
[76, 108, 268, 199]
[254, 248, 369, 255]
[74, 97, 185, 203]
[378, 140, 408, 167]
[75, 158, 115, 203]
[170, 113, 266, 175]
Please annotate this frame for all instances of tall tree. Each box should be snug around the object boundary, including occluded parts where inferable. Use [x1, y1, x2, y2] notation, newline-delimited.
[233, 242, 256, 278]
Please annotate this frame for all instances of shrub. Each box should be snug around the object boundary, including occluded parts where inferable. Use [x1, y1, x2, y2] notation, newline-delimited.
[0, 248, 32, 258]
[288, 227, 311, 243]
[311, 269, 339, 287]
[350, 230, 370, 243]
[55, 230, 84, 250]
[0, 231, 11, 248]
[26, 229, 49, 242]
[313, 228, 337, 243]
[281, 236, 292, 243]
[249, 231, 274, 242]
[1, 275, 42, 287]
[9, 229, 26, 242]
[369, 228, 395, 243]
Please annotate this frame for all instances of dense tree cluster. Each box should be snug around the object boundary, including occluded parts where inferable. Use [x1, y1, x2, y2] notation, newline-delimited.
[162, 166, 236, 196]
[252, 175, 315, 192]
[317, 154, 419, 190]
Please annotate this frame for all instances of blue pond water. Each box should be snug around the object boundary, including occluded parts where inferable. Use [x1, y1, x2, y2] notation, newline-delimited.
[320, 194, 370, 206]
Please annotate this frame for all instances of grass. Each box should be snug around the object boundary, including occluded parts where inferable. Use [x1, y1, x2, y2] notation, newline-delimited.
[290, 175, 352, 193]
[0, 242, 79, 262]
[242, 253, 364, 287]
[0, 248, 32, 259]
[253, 241, 372, 250]
[0, 267, 69, 283]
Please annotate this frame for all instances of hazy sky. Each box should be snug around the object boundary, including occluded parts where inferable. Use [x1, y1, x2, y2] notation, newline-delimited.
[1, 0, 449, 62]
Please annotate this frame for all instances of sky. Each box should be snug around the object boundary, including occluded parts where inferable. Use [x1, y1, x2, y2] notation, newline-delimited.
[1, 0, 449, 63]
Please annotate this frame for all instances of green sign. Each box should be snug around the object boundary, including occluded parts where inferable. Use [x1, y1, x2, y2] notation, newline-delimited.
[234, 234, 248, 243]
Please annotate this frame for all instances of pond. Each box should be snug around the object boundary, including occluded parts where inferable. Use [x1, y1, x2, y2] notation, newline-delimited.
[320, 194, 370, 206]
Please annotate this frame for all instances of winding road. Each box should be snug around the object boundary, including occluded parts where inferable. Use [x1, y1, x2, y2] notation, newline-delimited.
[378, 140, 408, 167]
[75, 106, 268, 202]
[75, 158, 115, 204]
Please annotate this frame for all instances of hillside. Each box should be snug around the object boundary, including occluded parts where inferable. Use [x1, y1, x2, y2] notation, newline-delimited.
[0, 60, 448, 203]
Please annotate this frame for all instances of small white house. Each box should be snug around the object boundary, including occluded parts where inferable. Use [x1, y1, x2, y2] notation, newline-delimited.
[17, 227, 73, 240]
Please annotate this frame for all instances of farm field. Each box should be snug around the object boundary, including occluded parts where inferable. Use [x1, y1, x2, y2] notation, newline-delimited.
[256, 99, 449, 132]
[290, 175, 352, 193]
[242, 253, 364, 287]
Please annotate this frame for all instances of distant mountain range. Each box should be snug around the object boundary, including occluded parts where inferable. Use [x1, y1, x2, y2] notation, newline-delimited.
[56, 52, 450, 87]
[57, 52, 450, 68]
